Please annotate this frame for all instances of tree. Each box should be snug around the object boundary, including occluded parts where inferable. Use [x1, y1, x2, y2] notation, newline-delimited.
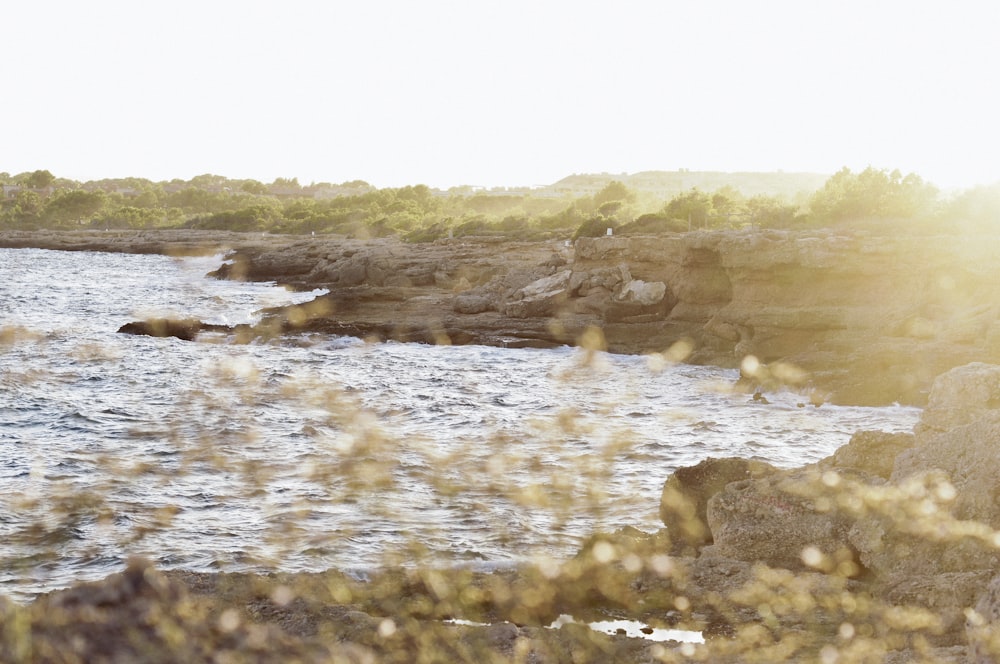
[593, 181, 635, 208]
[745, 195, 801, 228]
[189, 174, 228, 189]
[809, 167, 939, 223]
[662, 189, 713, 227]
[240, 180, 268, 195]
[43, 190, 107, 226]
[21, 170, 56, 189]
[11, 190, 43, 226]
[272, 177, 300, 189]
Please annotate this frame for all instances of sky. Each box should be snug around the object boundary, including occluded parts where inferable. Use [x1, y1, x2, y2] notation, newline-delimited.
[3, 1, 998, 191]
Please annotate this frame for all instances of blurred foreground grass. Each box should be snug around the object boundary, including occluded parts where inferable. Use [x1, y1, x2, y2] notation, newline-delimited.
[0, 325, 995, 662]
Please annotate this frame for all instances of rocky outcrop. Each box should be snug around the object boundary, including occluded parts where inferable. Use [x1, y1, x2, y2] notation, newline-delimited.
[705, 467, 868, 573]
[659, 457, 776, 554]
[655, 362, 1000, 655]
[572, 230, 1000, 405]
[117, 318, 233, 341]
[845, 364, 1000, 645]
[233, 229, 1000, 406]
[10, 228, 1000, 405]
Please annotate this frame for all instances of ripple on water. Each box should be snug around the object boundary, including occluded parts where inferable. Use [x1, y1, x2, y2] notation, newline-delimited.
[0, 248, 922, 599]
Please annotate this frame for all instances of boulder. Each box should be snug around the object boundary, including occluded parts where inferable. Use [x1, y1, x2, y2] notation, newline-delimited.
[504, 270, 572, 319]
[659, 457, 776, 554]
[916, 362, 1000, 435]
[847, 364, 1000, 611]
[817, 430, 915, 479]
[453, 294, 495, 314]
[614, 279, 667, 306]
[118, 318, 205, 341]
[706, 468, 865, 573]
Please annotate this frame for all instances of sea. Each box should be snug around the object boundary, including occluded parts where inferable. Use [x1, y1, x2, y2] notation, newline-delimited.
[0, 247, 920, 601]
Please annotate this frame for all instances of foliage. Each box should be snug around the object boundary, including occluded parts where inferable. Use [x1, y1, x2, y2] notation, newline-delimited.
[572, 216, 618, 240]
[592, 180, 635, 208]
[809, 166, 940, 223]
[943, 183, 1000, 228]
[0, 166, 986, 236]
[745, 194, 803, 229]
[662, 188, 714, 227]
[617, 213, 687, 235]
[43, 190, 108, 226]
[24, 169, 56, 189]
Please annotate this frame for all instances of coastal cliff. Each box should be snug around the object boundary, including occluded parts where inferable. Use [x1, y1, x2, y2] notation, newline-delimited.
[5, 227, 999, 405]
[192, 228, 1000, 406]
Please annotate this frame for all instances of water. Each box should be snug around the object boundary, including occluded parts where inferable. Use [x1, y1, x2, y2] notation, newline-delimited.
[0, 248, 920, 601]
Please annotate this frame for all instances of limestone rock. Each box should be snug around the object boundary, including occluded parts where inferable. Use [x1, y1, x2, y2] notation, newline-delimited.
[614, 279, 666, 306]
[818, 429, 915, 479]
[968, 574, 1000, 663]
[18, 229, 1000, 405]
[848, 365, 1000, 602]
[453, 294, 495, 314]
[884, 364, 1000, 531]
[706, 469, 863, 572]
[504, 270, 572, 319]
[659, 457, 777, 554]
[916, 362, 1000, 435]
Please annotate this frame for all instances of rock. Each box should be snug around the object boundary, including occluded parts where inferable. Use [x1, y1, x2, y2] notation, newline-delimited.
[879, 570, 994, 649]
[916, 362, 1000, 435]
[453, 294, 494, 314]
[504, 270, 572, 318]
[17, 229, 1000, 406]
[818, 430, 915, 479]
[484, 621, 520, 646]
[847, 365, 1000, 617]
[706, 468, 864, 572]
[6, 558, 328, 663]
[847, 467, 1000, 614]
[659, 457, 777, 554]
[614, 279, 667, 306]
[968, 574, 1000, 663]
[118, 318, 205, 341]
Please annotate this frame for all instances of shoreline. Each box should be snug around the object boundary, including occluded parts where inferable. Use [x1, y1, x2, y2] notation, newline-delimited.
[4, 229, 1000, 660]
[7, 227, 1000, 407]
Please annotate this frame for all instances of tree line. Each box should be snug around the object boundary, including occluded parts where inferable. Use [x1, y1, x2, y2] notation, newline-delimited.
[1, 168, 998, 240]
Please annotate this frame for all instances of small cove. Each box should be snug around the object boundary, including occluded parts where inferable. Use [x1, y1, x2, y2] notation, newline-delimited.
[0, 247, 920, 600]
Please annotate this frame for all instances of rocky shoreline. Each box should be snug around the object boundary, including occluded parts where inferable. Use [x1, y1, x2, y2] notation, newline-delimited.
[7, 227, 1000, 406]
[5, 364, 1000, 661]
[5, 229, 1000, 661]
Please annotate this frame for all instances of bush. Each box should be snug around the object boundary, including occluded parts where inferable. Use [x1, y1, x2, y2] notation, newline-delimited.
[572, 217, 618, 240]
[617, 214, 687, 236]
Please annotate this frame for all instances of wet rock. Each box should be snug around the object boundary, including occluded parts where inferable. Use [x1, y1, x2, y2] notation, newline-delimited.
[118, 318, 206, 341]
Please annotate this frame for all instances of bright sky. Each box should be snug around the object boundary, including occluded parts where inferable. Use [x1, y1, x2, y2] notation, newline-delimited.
[4, 1, 998, 190]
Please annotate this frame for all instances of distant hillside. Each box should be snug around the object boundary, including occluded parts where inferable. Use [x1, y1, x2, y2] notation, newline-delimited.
[547, 170, 829, 199]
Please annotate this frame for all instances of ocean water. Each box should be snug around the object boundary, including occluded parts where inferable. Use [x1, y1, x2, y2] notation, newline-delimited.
[0, 247, 920, 601]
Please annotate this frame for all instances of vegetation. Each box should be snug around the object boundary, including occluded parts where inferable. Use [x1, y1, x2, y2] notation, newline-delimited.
[1, 167, 996, 240]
